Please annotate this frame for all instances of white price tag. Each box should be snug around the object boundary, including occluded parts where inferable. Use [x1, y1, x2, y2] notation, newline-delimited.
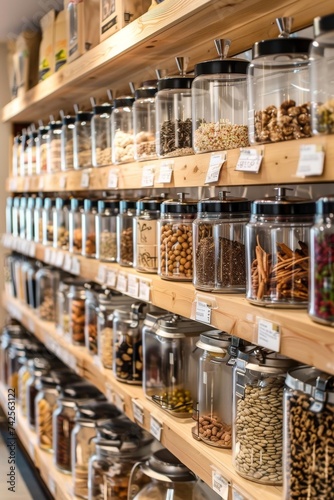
[132, 398, 144, 425]
[71, 257, 81, 275]
[81, 171, 90, 188]
[48, 476, 56, 496]
[157, 161, 174, 183]
[64, 352, 77, 372]
[141, 165, 154, 187]
[232, 489, 246, 500]
[113, 393, 125, 412]
[29, 442, 35, 461]
[138, 280, 151, 302]
[55, 251, 65, 267]
[106, 270, 117, 288]
[96, 265, 107, 284]
[205, 153, 226, 183]
[39, 176, 45, 190]
[195, 301, 212, 324]
[105, 383, 114, 402]
[50, 249, 58, 266]
[211, 471, 229, 499]
[27, 317, 35, 334]
[59, 175, 67, 189]
[28, 242, 36, 257]
[24, 177, 30, 191]
[63, 254, 72, 272]
[127, 275, 139, 297]
[9, 178, 17, 191]
[93, 355, 103, 369]
[150, 415, 163, 441]
[44, 247, 52, 263]
[257, 318, 281, 352]
[235, 148, 263, 173]
[296, 144, 325, 177]
[116, 274, 127, 293]
[108, 170, 119, 189]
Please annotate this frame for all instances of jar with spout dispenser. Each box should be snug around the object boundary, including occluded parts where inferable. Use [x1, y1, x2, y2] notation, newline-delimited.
[92, 102, 112, 167]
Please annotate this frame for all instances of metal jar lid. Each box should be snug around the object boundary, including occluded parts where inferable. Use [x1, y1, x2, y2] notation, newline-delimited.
[48, 120, 62, 130]
[143, 449, 196, 482]
[76, 401, 121, 422]
[113, 96, 135, 108]
[60, 381, 105, 401]
[154, 314, 212, 338]
[252, 37, 312, 59]
[250, 187, 315, 217]
[158, 76, 193, 91]
[84, 199, 98, 212]
[285, 366, 334, 404]
[160, 194, 197, 215]
[119, 199, 137, 213]
[196, 330, 232, 353]
[62, 115, 76, 126]
[136, 197, 163, 214]
[75, 111, 93, 122]
[96, 418, 153, 451]
[195, 58, 249, 77]
[242, 347, 297, 373]
[197, 192, 250, 214]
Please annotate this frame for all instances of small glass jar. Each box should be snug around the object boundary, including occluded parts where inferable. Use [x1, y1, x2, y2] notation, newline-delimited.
[25, 197, 35, 241]
[68, 279, 87, 345]
[111, 96, 135, 164]
[35, 374, 62, 452]
[7, 339, 30, 394]
[56, 277, 75, 334]
[191, 331, 233, 448]
[69, 198, 84, 254]
[6, 196, 13, 235]
[116, 199, 136, 266]
[36, 125, 50, 174]
[91, 103, 112, 167]
[88, 419, 153, 500]
[193, 193, 250, 292]
[19, 130, 29, 177]
[192, 40, 249, 153]
[84, 282, 102, 356]
[61, 115, 76, 171]
[27, 130, 38, 176]
[133, 85, 157, 161]
[133, 197, 162, 273]
[82, 199, 98, 258]
[33, 197, 44, 243]
[26, 260, 42, 309]
[53, 197, 71, 250]
[158, 194, 197, 281]
[53, 382, 105, 473]
[143, 314, 209, 417]
[36, 267, 60, 321]
[309, 195, 334, 325]
[248, 19, 312, 144]
[74, 111, 93, 170]
[245, 187, 315, 307]
[4, 255, 15, 297]
[95, 199, 119, 262]
[283, 366, 334, 500]
[26, 357, 51, 429]
[42, 197, 56, 246]
[47, 120, 63, 173]
[72, 402, 121, 499]
[12, 196, 21, 238]
[12, 135, 21, 177]
[19, 196, 27, 239]
[310, 13, 334, 134]
[0, 323, 28, 386]
[233, 348, 296, 485]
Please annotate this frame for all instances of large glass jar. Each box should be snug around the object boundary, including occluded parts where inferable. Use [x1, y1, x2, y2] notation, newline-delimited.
[26, 357, 51, 429]
[69, 197, 84, 254]
[309, 196, 334, 325]
[193, 193, 250, 292]
[72, 402, 121, 499]
[158, 194, 197, 281]
[7, 339, 32, 394]
[42, 197, 56, 246]
[57, 277, 75, 334]
[233, 348, 296, 485]
[26, 260, 42, 310]
[53, 197, 71, 250]
[283, 366, 334, 500]
[134, 197, 162, 273]
[47, 120, 62, 173]
[35, 374, 62, 452]
[88, 419, 153, 500]
[82, 199, 98, 258]
[143, 314, 209, 417]
[18, 343, 46, 415]
[27, 130, 38, 176]
[33, 197, 44, 243]
[245, 187, 315, 307]
[191, 331, 233, 448]
[36, 267, 60, 321]
[74, 111, 93, 170]
[310, 13, 334, 134]
[192, 39, 249, 153]
[12, 196, 21, 237]
[95, 199, 119, 262]
[248, 18, 312, 144]
[133, 85, 157, 161]
[61, 115, 75, 171]
[19, 196, 27, 239]
[12, 135, 21, 177]
[111, 96, 135, 164]
[25, 196, 35, 241]
[116, 199, 136, 267]
[6, 196, 13, 235]
[68, 279, 87, 345]
[36, 125, 50, 174]
[84, 282, 102, 356]
[92, 103, 112, 167]
[0, 323, 29, 387]
[19, 129, 29, 177]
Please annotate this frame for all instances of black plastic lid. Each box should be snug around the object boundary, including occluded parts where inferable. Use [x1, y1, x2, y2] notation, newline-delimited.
[44, 197, 56, 210]
[147, 449, 196, 481]
[315, 195, 334, 216]
[29, 131, 39, 139]
[161, 198, 197, 214]
[136, 197, 163, 213]
[197, 195, 250, 214]
[135, 86, 157, 99]
[113, 96, 135, 108]
[314, 13, 334, 37]
[76, 401, 121, 421]
[84, 198, 99, 212]
[62, 115, 76, 126]
[49, 120, 62, 130]
[97, 199, 120, 214]
[70, 198, 84, 211]
[38, 126, 50, 135]
[61, 381, 105, 401]
[253, 37, 312, 59]
[119, 199, 137, 212]
[76, 111, 93, 122]
[158, 76, 193, 91]
[55, 197, 71, 210]
[93, 103, 112, 115]
[251, 196, 315, 216]
[97, 418, 152, 447]
[194, 58, 249, 77]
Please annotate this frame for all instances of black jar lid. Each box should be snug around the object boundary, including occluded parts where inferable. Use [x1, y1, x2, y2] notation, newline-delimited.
[285, 366, 334, 402]
[44, 197, 56, 209]
[158, 76, 194, 91]
[119, 199, 137, 212]
[134, 86, 157, 99]
[197, 194, 250, 214]
[252, 37, 312, 59]
[315, 195, 334, 215]
[62, 115, 76, 126]
[60, 381, 105, 401]
[76, 401, 121, 421]
[197, 330, 232, 350]
[97, 199, 120, 214]
[28, 131, 39, 139]
[55, 197, 71, 210]
[84, 198, 98, 212]
[160, 198, 197, 214]
[314, 13, 334, 38]
[194, 58, 249, 77]
[38, 125, 50, 135]
[48, 120, 62, 130]
[136, 197, 163, 213]
[251, 187, 315, 216]
[97, 418, 153, 449]
[75, 111, 93, 122]
[113, 96, 135, 108]
[93, 103, 112, 115]
[145, 449, 196, 481]
[70, 197, 84, 211]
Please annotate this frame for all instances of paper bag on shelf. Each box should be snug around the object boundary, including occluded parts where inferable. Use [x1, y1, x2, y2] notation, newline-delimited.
[65, 0, 100, 63]
[54, 10, 67, 72]
[100, 0, 151, 42]
[39, 10, 56, 81]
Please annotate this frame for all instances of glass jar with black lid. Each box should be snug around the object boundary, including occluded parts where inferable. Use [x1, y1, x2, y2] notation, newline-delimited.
[133, 84, 157, 161]
[61, 115, 76, 171]
[27, 130, 39, 175]
[53, 197, 71, 250]
[69, 197, 84, 254]
[42, 197, 56, 246]
[74, 111, 93, 170]
[12, 135, 21, 177]
[36, 125, 49, 174]
[67, 279, 87, 345]
[25, 196, 36, 241]
[84, 282, 103, 356]
[26, 357, 51, 429]
[12, 196, 21, 238]
[18, 196, 27, 239]
[36, 266, 60, 321]
[82, 199, 98, 258]
[47, 120, 62, 173]
[111, 95, 135, 164]
[6, 196, 13, 235]
[33, 197, 44, 243]
[116, 199, 137, 267]
[91, 102, 112, 167]
[95, 199, 119, 262]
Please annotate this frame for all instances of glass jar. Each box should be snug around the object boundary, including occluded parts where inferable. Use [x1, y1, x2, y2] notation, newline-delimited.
[27, 130, 38, 176]
[68, 280, 87, 345]
[92, 103, 112, 167]
[95, 199, 119, 262]
[33, 197, 44, 243]
[12, 135, 21, 177]
[310, 13, 334, 134]
[116, 199, 136, 266]
[53, 382, 105, 473]
[35, 374, 62, 452]
[19, 196, 27, 239]
[69, 197, 84, 254]
[192, 39, 249, 153]
[245, 187, 315, 307]
[42, 197, 56, 246]
[283, 366, 334, 500]
[143, 314, 209, 417]
[84, 282, 103, 356]
[233, 348, 296, 485]
[248, 18, 312, 144]
[26, 260, 42, 309]
[36, 267, 60, 321]
[309, 195, 334, 325]
[25, 197, 35, 241]
[72, 402, 121, 499]
[74, 111, 93, 170]
[26, 357, 51, 429]
[4, 255, 15, 297]
[82, 199, 98, 258]
[193, 193, 250, 292]
[13, 256, 25, 302]
[158, 194, 197, 281]
[111, 96, 135, 164]
[19, 130, 29, 177]
[191, 331, 233, 448]
[53, 197, 71, 250]
[36, 125, 50, 174]
[133, 85, 157, 161]
[88, 419, 154, 500]
[134, 197, 162, 273]
[6, 196, 13, 235]
[1, 324, 29, 387]
[61, 115, 76, 171]
[7, 339, 31, 394]
[12, 196, 21, 237]
[47, 120, 62, 173]
[20, 259, 34, 306]
[56, 277, 75, 334]
[128, 448, 197, 499]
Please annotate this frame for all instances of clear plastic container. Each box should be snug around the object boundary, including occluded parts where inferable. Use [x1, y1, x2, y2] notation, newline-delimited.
[68, 279, 87, 345]
[283, 366, 334, 500]
[245, 187, 315, 307]
[158, 194, 197, 281]
[133, 85, 157, 161]
[12, 135, 21, 177]
[33, 197, 44, 243]
[82, 199, 98, 258]
[193, 193, 250, 292]
[95, 199, 119, 262]
[53, 197, 71, 250]
[47, 120, 62, 173]
[116, 199, 136, 266]
[27, 130, 38, 175]
[61, 115, 76, 171]
[19, 196, 27, 239]
[92, 103, 112, 167]
[248, 18, 312, 144]
[134, 197, 162, 273]
[192, 39, 249, 153]
[36, 267, 60, 321]
[36, 125, 50, 174]
[69, 198, 84, 254]
[25, 197, 35, 241]
[74, 111, 93, 170]
[42, 197, 56, 246]
[112, 96, 135, 164]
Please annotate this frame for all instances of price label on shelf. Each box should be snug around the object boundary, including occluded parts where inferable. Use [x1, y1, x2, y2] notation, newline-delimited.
[257, 318, 281, 352]
[105, 383, 114, 402]
[71, 257, 81, 275]
[96, 265, 107, 284]
[138, 280, 151, 302]
[38, 176, 45, 190]
[116, 273, 127, 293]
[28, 242, 36, 258]
[63, 254, 72, 272]
[114, 393, 125, 412]
[106, 269, 117, 288]
[195, 301, 212, 324]
[141, 165, 154, 187]
[205, 153, 226, 183]
[29, 442, 35, 461]
[44, 247, 52, 264]
[24, 177, 30, 191]
[9, 178, 17, 191]
[55, 251, 65, 268]
[211, 470, 229, 499]
[81, 171, 90, 188]
[108, 170, 119, 189]
[150, 415, 163, 441]
[235, 148, 263, 173]
[59, 175, 67, 189]
[132, 398, 144, 425]
[48, 476, 56, 496]
[127, 274, 139, 297]
[296, 144, 325, 177]
[157, 161, 174, 183]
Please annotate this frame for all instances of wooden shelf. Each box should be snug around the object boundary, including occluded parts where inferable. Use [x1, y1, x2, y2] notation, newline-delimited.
[3, 234, 334, 377]
[2, 294, 282, 500]
[2, 0, 334, 123]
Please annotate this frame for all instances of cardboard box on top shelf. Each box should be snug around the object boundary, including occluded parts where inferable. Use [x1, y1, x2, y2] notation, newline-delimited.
[100, 0, 151, 42]
[8, 31, 41, 99]
[65, 0, 100, 63]
[54, 10, 68, 72]
[39, 9, 56, 81]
